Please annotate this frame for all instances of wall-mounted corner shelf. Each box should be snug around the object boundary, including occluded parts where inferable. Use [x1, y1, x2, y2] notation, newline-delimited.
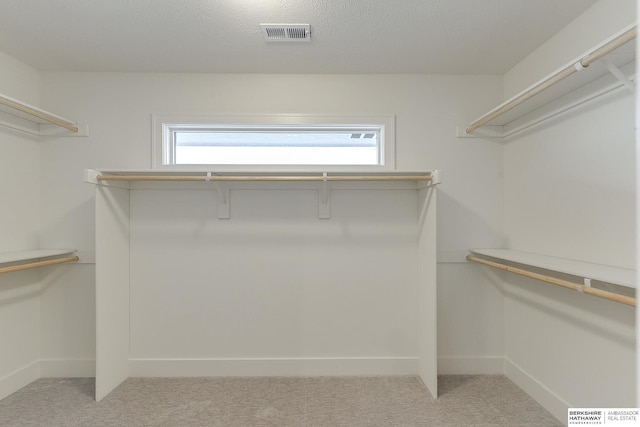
[0, 92, 88, 137]
[467, 248, 635, 306]
[458, 23, 636, 139]
[0, 249, 79, 274]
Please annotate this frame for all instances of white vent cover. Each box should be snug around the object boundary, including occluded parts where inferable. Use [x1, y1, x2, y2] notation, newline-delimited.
[260, 24, 311, 42]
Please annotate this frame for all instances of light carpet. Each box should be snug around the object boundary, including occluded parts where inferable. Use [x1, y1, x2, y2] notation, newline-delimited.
[0, 375, 562, 426]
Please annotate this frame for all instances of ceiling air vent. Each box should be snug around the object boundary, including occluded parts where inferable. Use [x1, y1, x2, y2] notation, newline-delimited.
[260, 24, 311, 42]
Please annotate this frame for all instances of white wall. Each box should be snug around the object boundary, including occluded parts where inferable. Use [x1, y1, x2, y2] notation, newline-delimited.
[498, 0, 636, 419]
[1, 2, 633, 418]
[0, 52, 40, 252]
[0, 53, 42, 398]
[1, 2, 632, 420]
[128, 185, 419, 370]
[35, 73, 506, 374]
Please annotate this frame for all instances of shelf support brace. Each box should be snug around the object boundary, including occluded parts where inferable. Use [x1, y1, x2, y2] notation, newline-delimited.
[209, 173, 230, 219]
[601, 58, 635, 92]
[84, 169, 99, 185]
[430, 170, 440, 185]
[319, 172, 330, 219]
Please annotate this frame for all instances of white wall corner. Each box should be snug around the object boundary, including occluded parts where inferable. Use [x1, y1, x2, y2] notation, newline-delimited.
[436, 250, 470, 263]
[504, 358, 571, 426]
[437, 356, 505, 375]
[39, 359, 96, 378]
[0, 361, 40, 401]
[0, 51, 40, 105]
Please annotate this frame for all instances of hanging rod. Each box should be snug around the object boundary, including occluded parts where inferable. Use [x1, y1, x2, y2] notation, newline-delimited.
[467, 255, 635, 307]
[96, 174, 434, 182]
[466, 24, 637, 134]
[0, 256, 80, 275]
[0, 93, 79, 133]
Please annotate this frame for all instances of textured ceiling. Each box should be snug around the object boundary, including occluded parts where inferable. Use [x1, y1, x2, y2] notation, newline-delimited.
[0, 0, 598, 74]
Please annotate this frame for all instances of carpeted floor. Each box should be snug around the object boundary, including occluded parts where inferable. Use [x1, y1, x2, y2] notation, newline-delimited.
[0, 375, 562, 426]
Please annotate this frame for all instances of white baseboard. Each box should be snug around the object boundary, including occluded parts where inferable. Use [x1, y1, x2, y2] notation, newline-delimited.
[438, 356, 505, 374]
[504, 358, 570, 426]
[128, 357, 419, 377]
[0, 361, 40, 401]
[0, 359, 95, 401]
[439, 356, 568, 425]
[40, 359, 96, 378]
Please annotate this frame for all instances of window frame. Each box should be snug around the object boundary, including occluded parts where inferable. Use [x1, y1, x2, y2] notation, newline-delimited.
[152, 114, 396, 172]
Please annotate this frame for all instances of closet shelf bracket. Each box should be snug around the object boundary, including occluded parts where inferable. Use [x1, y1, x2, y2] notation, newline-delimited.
[601, 58, 635, 92]
[213, 178, 230, 219]
[319, 173, 330, 219]
[428, 169, 441, 186]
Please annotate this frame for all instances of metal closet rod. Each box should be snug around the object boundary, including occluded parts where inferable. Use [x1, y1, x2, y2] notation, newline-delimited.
[0, 93, 79, 133]
[466, 255, 636, 307]
[96, 174, 433, 182]
[466, 25, 637, 134]
[0, 256, 80, 275]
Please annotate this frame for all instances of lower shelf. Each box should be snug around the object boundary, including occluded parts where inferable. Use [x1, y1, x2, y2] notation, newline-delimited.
[0, 249, 78, 274]
[468, 249, 635, 307]
[469, 248, 635, 289]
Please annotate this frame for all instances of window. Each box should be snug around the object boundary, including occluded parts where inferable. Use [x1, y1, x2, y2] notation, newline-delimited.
[153, 115, 395, 171]
[173, 127, 380, 165]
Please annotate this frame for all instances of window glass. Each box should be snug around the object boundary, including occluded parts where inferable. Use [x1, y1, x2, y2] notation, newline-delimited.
[173, 128, 380, 165]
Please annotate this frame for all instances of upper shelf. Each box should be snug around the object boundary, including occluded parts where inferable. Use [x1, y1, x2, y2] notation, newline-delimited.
[84, 169, 440, 185]
[0, 92, 88, 137]
[84, 169, 439, 219]
[459, 23, 636, 139]
[469, 248, 635, 289]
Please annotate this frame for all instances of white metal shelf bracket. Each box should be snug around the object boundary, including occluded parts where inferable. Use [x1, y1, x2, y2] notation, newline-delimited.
[319, 172, 330, 219]
[206, 173, 230, 219]
[83, 169, 130, 189]
[601, 58, 635, 92]
[430, 170, 441, 185]
[212, 176, 230, 219]
[84, 169, 100, 185]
